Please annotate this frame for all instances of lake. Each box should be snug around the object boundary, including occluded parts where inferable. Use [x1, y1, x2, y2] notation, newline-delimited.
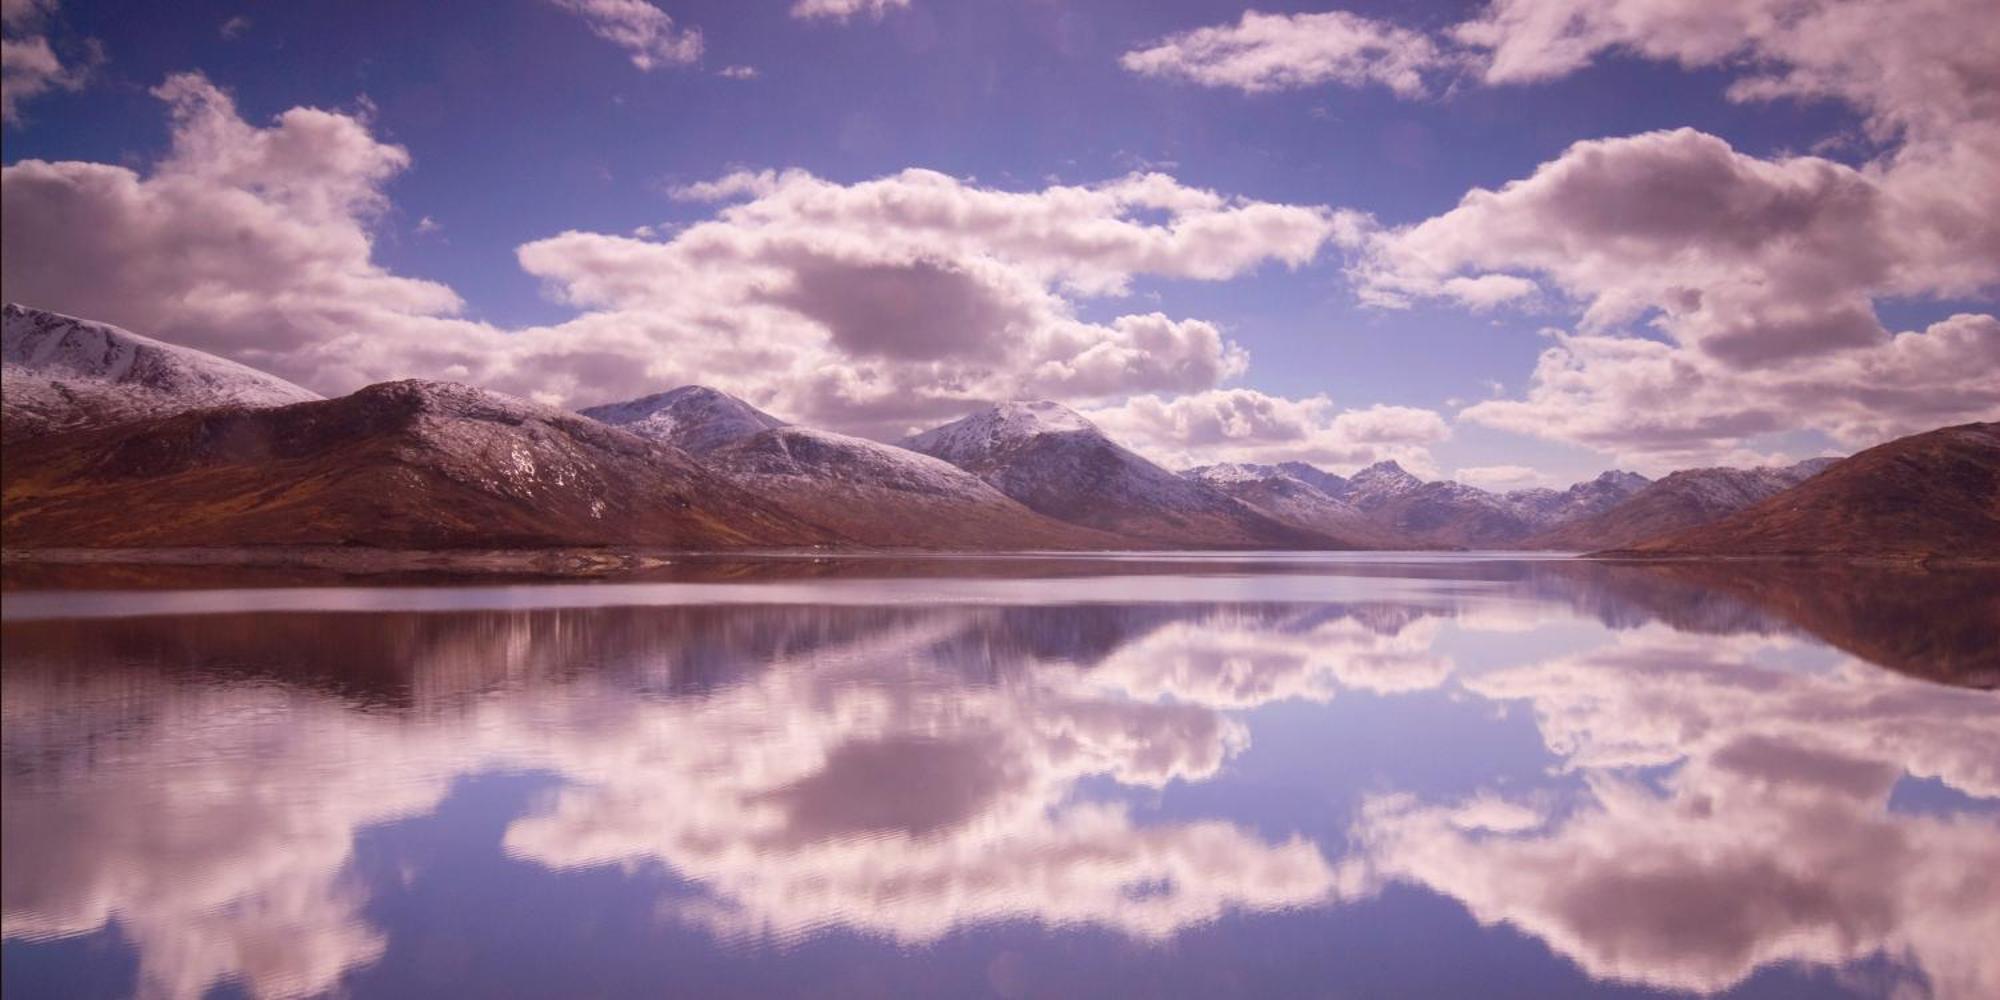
[3, 554, 1996, 999]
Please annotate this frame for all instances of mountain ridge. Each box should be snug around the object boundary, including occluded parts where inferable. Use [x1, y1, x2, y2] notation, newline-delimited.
[589, 388, 1131, 549]
[906, 402, 1349, 549]
[1608, 423, 2000, 561]
[1532, 459, 1839, 551]
[1, 379, 834, 550]
[2, 303, 321, 443]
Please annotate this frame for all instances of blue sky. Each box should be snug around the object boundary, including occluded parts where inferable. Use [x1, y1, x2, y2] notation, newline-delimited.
[4, 0, 1995, 484]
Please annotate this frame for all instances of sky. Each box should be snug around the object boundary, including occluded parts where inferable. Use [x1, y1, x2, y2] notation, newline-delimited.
[2, 0, 1996, 485]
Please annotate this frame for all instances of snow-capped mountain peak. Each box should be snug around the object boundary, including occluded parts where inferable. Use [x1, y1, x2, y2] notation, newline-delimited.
[1183, 462, 1287, 486]
[902, 400, 1100, 467]
[1275, 461, 1350, 496]
[579, 385, 787, 455]
[1345, 460, 1424, 500]
[2, 303, 321, 441]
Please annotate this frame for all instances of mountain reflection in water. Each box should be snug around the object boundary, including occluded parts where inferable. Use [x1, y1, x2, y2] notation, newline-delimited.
[2, 556, 1995, 999]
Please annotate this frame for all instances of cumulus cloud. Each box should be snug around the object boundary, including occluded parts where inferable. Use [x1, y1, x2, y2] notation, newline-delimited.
[0, 72, 492, 383]
[1, 75, 1355, 443]
[1454, 0, 2000, 141]
[1083, 388, 1450, 473]
[1459, 315, 2000, 469]
[1337, 0, 2000, 464]
[505, 167, 1344, 431]
[2, 0, 92, 125]
[1121, 10, 1446, 97]
[1357, 628, 2000, 997]
[1357, 128, 1979, 361]
[546, 0, 701, 70]
[789, 0, 910, 22]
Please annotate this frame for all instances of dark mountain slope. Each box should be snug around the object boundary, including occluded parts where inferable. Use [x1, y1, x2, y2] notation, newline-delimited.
[1615, 423, 2000, 561]
[2, 380, 834, 549]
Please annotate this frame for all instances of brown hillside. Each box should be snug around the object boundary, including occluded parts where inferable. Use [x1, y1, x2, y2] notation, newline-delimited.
[2, 380, 836, 550]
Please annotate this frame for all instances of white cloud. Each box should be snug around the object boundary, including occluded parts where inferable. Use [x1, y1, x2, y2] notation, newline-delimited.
[1341, 0, 2000, 464]
[667, 167, 785, 201]
[1458, 315, 2000, 469]
[717, 64, 758, 80]
[1355, 128, 1988, 362]
[1454, 0, 2000, 148]
[0, 73, 492, 385]
[506, 167, 1345, 431]
[546, 0, 701, 70]
[790, 0, 910, 22]
[2, 0, 91, 125]
[1121, 10, 1446, 97]
[1, 76, 1355, 445]
[218, 15, 250, 40]
[1084, 388, 1450, 474]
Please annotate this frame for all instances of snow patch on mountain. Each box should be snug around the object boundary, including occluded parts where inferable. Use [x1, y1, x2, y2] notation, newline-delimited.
[717, 425, 1005, 503]
[579, 385, 787, 455]
[903, 400, 1097, 468]
[2, 303, 320, 440]
[1341, 461, 1427, 508]
[907, 402, 1324, 546]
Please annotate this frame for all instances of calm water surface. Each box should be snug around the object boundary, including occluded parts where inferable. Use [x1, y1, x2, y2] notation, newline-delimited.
[3, 554, 1996, 999]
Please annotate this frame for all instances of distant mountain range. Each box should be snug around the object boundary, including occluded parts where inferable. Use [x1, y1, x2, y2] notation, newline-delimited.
[584, 387, 1125, 549]
[904, 401, 1333, 548]
[1614, 423, 2000, 560]
[4, 304, 1994, 560]
[1527, 460, 1838, 551]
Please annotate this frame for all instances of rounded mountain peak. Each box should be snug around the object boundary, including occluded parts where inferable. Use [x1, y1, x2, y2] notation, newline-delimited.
[579, 385, 788, 455]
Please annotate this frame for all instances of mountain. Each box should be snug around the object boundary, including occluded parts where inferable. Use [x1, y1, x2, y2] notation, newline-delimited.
[1530, 458, 1840, 551]
[1, 303, 320, 442]
[1320, 461, 1527, 548]
[1184, 463, 1414, 547]
[2, 380, 833, 550]
[1597, 560, 2000, 687]
[1177, 461, 1652, 549]
[1507, 470, 1653, 527]
[1614, 423, 2000, 561]
[587, 387, 1127, 549]
[1340, 460, 1425, 508]
[577, 385, 788, 455]
[1276, 461, 1349, 496]
[905, 402, 1340, 548]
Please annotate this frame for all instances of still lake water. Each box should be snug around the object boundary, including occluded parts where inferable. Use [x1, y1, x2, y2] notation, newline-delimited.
[2, 554, 1995, 999]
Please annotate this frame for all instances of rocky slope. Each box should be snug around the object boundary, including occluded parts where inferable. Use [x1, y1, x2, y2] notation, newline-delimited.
[1531, 458, 1839, 551]
[1276, 461, 1350, 497]
[1614, 423, 2000, 561]
[906, 402, 1340, 548]
[578, 385, 787, 455]
[2, 380, 834, 549]
[1509, 471, 1655, 526]
[1323, 461, 1524, 548]
[587, 387, 1129, 549]
[1184, 463, 1414, 547]
[1175, 461, 1654, 549]
[1, 303, 321, 442]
